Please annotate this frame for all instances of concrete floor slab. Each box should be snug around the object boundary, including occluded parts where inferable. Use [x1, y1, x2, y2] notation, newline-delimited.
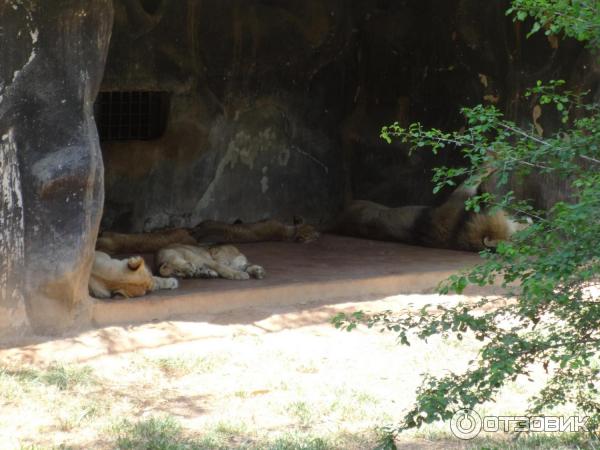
[91, 234, 484, 327]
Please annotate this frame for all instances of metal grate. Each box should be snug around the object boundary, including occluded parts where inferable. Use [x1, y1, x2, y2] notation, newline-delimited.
[95, 91, 169, 142]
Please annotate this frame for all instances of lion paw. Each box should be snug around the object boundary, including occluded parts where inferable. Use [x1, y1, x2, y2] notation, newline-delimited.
[247, 265, 266, 279]
[196, 266, 219, 278]
[153, 276, 179, 291]
[231, 271, 250, 280]
[164, 277, 179, 290]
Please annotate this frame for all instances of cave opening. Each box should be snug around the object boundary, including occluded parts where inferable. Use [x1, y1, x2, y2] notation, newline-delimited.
[97, 1, 581, 237]
[96, 0, 489, 235]
[89, 0, 586, 322]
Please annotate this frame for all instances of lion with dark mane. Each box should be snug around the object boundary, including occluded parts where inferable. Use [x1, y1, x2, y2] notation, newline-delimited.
[335, 181, 529, 252]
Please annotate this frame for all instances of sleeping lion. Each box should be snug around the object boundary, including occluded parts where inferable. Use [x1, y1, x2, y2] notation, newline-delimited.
[89, 251, 178, 299]
[336, 182, 530, 252]
[190, 217, 320, 244]
[156, 244, 266, 280]
[96, 218, 319, 255]
[96, 228, 196, 255]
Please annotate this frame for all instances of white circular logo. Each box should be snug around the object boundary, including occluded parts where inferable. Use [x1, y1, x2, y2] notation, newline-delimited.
[450, 409, 482, 440]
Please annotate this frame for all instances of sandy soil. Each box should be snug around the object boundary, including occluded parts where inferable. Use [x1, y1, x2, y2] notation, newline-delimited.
[0, 294, 550, 449]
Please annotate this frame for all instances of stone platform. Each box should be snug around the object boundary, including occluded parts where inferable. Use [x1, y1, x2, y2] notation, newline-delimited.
[91, 234, 483, 327]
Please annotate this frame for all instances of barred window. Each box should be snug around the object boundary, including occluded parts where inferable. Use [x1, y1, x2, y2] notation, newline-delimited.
[95, 91, 169, 142]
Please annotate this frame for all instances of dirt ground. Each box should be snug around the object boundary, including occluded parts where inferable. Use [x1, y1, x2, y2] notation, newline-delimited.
[0, 294, 581, 450]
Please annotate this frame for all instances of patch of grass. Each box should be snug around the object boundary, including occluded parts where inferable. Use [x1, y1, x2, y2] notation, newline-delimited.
[113, 416, 192, 450]
[56, 400, 105, 432]
[113, 417, 251, 450]
[211, 421, 247, 435]
[193, 421, 252, 449]
[0, 364, 95, 391]
[151, 357, 201, 377]
[0, 369, 27, 401]
[234, 390, 250, 399]
[40, 364, 95, 390]
[112, 415, 598, 450]
[287, 401, 314, 427]
[19, 445, 74, 450]
[407, 423, 597, 450]
[295, 362, 319, 374]
[266, 433, 333, 450]
[144, 354, 228, 378]
[327, 387, 381, 423]
[113, 416, 340, 450]
[468, 432, 596, 449]
[0, 366, 42, 387]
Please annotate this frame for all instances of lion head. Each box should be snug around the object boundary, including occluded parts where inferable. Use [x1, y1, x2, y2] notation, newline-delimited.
[292, 216, 320, 243]
[90, 252, 157, 299]
[463, 212, 531, 251]
[293, 224, 320, 243]
[111, 256, 157, 298]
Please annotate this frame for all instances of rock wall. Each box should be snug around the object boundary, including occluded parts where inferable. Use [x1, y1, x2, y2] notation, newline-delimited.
[100, 0, 592, 233]
[100, 1, 349, 231]
[0, 0, 113, 336]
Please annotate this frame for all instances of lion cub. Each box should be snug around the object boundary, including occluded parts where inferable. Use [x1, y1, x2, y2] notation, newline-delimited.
[89, 251, 178, 299]
[156, 244, 266, 281]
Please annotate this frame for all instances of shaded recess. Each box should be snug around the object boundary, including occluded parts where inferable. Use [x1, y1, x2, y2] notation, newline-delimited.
[1, 0, 597, 336]
[99, 0, 592, 235]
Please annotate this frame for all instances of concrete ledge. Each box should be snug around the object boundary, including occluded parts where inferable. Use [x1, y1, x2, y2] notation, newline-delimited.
[92, 234, 484, 327]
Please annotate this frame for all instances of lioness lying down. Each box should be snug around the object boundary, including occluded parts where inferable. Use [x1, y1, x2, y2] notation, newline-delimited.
[96, 228, 196, 255]
[336, 183, 529, 252]
[191, 218, 320, 244]
[156, 244, 266, 280]
[96, 218, 319, 255]
[89, 251, 178, 299]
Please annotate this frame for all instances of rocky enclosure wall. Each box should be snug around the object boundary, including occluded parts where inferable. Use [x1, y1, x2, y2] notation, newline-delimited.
[0, 0, 113, 337]
[100, 0, 594, 233]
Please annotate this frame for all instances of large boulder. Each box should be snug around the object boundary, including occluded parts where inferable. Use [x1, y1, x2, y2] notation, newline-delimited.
[0, 0, 113, 336]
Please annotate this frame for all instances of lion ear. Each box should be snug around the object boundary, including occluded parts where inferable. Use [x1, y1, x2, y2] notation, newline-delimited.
[159, 263, 172, 277]
[483, 237, 499, 248]
[127, 257, 144, 271]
